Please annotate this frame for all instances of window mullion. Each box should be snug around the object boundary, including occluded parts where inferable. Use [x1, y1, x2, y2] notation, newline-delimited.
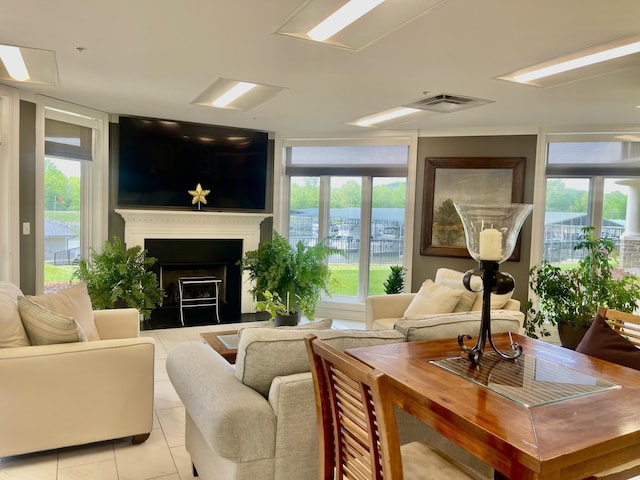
[359, 177, 372, 299]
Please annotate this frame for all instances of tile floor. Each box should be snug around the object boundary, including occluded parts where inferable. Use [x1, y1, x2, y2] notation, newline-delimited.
[0, 319, 363, 480]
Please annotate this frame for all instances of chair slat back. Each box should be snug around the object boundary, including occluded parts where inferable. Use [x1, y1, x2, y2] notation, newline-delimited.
[597, 307, 640, 347]
[305, 335, 403, 480]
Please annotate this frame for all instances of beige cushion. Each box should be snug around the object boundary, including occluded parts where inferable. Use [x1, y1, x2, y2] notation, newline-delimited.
[18, 296, 87, 345]
[435, 267, 513, 311]
[402, 280, 463, 319]
[27, 283, 99, 341]
[470, 290, 513, 311]
[394, 312, 520, 342]
[0, 282, 30, 347]
[235, 328, 406, 397]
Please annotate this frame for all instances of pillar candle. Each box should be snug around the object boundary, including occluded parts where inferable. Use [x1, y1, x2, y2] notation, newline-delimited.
[479, 228, 502, 260]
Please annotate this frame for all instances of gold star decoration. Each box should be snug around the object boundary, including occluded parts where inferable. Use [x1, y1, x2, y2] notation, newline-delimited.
[188, 183, 210, 208]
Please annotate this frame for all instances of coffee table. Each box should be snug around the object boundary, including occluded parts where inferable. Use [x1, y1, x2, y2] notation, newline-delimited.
[201, 330, 240, 364]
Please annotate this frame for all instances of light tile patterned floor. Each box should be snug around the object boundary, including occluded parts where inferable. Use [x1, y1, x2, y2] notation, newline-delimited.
[0, 319, 363, 480]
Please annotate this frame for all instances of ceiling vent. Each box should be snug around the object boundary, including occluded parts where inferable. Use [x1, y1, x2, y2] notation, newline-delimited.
[403, 93, 493, 113]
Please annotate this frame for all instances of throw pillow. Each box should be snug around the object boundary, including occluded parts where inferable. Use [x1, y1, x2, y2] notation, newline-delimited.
[27, 283, 99, 341]
[435, 267, 482, 291]
[434, 268, 481, 313]
[0, 282, 30, 347]
[402, 280, 463, 319]
[576, 313, 640, 370]
[434, 267, 514, 311]
[470, 289, 513, 311]
[18, 296, 87, 345]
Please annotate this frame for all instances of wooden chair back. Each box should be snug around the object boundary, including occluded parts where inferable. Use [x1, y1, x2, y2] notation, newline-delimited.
[304, 335, 403, 480]
[597, 307, 640, 347]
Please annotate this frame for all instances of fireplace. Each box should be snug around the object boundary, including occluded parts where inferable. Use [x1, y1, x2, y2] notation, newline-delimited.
[145, 238, 242, 328]
[116, 209, 271, 328]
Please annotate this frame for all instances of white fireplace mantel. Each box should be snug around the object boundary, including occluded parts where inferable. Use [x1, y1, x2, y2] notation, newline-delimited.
[116, 209, 272, 313]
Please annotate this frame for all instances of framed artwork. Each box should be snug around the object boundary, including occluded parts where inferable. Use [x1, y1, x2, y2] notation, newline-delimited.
[420, 157, 526, 258]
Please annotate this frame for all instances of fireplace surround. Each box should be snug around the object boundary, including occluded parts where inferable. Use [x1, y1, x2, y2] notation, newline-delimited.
[116, 209, 271, 327]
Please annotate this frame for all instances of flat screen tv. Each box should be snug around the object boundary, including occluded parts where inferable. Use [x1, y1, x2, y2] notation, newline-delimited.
[117, 115, 269, 211]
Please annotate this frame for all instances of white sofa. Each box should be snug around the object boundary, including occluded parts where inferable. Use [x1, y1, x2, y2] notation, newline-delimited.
[366, 268, 524, 331]
[0, 282, 155, 457]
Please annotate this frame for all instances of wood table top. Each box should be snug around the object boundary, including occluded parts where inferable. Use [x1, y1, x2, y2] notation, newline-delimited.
[346, 333, 640, 480]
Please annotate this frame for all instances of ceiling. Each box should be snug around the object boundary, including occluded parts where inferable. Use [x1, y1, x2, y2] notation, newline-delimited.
[3, 0, 640, 135]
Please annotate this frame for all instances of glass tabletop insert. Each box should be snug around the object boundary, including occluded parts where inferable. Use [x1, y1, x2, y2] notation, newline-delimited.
[431, 352, 620, 407]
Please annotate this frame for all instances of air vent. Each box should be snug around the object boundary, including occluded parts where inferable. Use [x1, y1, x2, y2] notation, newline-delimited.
[404, 93, 493, 113]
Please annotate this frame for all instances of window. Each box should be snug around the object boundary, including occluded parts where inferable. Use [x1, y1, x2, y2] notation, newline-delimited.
[543, 136, 639, 280]
[282, 138, 414, 316]
[36, 98, 109, 294]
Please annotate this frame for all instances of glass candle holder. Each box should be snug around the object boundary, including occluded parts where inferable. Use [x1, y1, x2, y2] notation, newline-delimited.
[453, 203, 533, 264]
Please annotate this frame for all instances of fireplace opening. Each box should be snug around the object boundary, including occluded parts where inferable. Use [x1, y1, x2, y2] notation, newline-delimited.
[145, 238, 243, 329]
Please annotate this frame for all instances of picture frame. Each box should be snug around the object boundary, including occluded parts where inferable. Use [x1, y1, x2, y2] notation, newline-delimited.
[420, 157, 526, 259]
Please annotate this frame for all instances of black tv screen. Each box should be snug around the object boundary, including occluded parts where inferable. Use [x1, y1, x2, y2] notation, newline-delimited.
[117, 116, 269, 211]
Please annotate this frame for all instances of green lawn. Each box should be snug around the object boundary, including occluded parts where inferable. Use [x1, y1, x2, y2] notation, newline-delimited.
[330, 264, 395, 296]
[44, 263, 76, 290]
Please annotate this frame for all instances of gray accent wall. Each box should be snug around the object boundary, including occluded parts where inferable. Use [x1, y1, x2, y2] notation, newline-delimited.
[19, 100, 36, 295]
[412, 135, 537, 308]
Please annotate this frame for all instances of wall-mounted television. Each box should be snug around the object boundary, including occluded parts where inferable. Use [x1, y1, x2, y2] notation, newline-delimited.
[117, 115, 269, 211]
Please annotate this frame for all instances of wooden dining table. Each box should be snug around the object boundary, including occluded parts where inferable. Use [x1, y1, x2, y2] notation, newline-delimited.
[346, 332, 640, 480]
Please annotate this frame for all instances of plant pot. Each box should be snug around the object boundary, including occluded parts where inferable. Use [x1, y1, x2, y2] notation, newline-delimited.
[274, 312, 300, 327]
[557, 323, 589, 350]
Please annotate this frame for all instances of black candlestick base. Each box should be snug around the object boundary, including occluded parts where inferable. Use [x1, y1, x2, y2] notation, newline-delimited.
[457, 261, 522, 365]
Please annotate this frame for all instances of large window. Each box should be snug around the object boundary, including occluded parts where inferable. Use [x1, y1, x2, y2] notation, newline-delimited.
[36, 98, 109, 294]
[543, 137, 639, 280]
[283, 139, 414, 311]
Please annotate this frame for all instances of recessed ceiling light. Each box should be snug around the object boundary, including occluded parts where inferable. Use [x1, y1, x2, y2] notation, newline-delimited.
[498, 35, 640, 87]
[212, 82, 258, 108]
[192, 78, 286, 111]
[0, 44, 58, 85]
[307, 0, 385, 41]
[0, 45, 29, 81]
[276, 0, 447, 51]
[350, 107, 421, 127]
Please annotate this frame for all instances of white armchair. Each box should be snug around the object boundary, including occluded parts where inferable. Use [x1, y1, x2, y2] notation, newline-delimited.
[0, 284, 155, 458]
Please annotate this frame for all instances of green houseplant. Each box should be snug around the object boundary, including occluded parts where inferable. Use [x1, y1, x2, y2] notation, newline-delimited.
[240, 232, 340, 323]
[383, 265, 406, 294]
[72, 236, 164, 320]
[525, 226, 640, 346]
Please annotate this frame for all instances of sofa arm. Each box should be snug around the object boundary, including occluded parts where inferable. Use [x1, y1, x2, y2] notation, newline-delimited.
[94, 308, 140, 339]
[268, 372, 319, 479]
[167, 341, 276, 462]
[365, 293, 415, 330]
[0, 337, 154, 457]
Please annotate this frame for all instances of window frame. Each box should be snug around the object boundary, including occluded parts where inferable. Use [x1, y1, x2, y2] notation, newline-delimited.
[35, 97, 109, 294]
[274, 132, 418, 320]
[532, 128, 640, 268]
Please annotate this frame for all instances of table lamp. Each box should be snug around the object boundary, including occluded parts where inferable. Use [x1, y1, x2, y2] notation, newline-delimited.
[454, 202, 533, 365]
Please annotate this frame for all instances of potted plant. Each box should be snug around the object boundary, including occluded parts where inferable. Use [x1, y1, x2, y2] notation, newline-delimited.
[72, 236, 164, 320]
[525, 226, 640, 348]
[383, 265, 406, 294]
[240, 232, 339, 325]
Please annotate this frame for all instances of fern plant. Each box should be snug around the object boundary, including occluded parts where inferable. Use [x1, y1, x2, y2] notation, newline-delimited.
[72, 236, 164, 320]
[383, 265, 406, 294]
[240, 232, 341, 320]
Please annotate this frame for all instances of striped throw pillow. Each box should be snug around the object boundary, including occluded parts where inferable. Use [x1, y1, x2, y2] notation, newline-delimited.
[18, 296, 87, 345]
